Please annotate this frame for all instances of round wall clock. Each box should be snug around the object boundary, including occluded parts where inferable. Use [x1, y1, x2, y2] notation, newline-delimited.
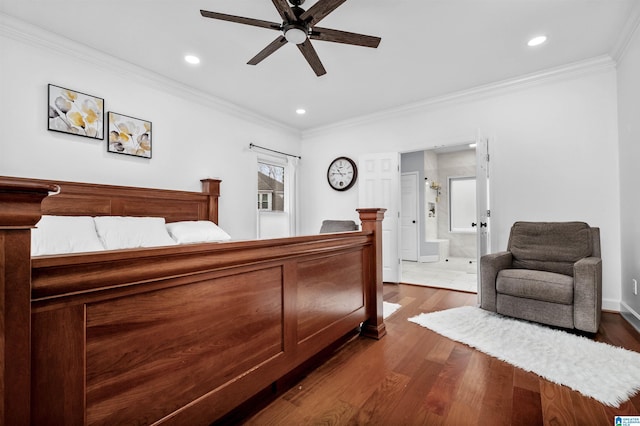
[327, 156, 357, 191]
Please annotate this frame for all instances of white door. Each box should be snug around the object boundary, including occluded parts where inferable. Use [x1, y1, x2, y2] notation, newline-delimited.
[400, 172, 419, 262]
[475, 131, 491, 299]
[358, 152, 400, 283]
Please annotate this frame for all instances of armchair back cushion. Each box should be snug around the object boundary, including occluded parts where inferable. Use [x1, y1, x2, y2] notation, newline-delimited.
[320, 220, 358, 233]
[507, 221, 593, 276]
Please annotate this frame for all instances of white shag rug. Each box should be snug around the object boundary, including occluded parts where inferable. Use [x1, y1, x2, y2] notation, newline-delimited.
[383, 301, 401, 319]
[408, 306, 640, 407]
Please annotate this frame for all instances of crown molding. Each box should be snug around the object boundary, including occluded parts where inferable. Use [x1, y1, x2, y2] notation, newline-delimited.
[611, 2, 640, 64]
[0, 13, 300, 138]
[302, 55, 616, 139]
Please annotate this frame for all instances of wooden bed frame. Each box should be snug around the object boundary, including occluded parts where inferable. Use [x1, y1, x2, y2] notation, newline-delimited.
[0, 176, 386, 425]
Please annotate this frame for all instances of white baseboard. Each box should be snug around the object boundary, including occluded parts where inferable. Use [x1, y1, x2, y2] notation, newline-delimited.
[419, 255, 439, 263]
[620, 301, 640, 333]
[602, 298, 620, 313]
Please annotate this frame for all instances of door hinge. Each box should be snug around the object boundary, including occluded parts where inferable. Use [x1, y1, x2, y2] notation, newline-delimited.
[486, 153, 490, 162]
[487, 209, 491, 217]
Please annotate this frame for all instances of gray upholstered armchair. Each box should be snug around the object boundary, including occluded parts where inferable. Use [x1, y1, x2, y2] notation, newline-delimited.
[480, 221, 602, 333]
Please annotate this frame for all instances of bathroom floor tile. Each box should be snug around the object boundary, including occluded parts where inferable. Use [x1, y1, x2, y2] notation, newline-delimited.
[401, 258, 477, 293]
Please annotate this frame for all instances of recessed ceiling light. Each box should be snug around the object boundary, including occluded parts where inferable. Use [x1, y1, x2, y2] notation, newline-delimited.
[184, 55, 200, 65]
[296, 108, 306, 115]
[527, 35, 547, 47]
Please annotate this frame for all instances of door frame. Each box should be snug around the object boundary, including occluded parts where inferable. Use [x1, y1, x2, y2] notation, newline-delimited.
[398, 133, 492, 292]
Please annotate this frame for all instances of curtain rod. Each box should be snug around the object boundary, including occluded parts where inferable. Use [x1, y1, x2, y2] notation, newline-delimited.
[249, 143, 301, 160]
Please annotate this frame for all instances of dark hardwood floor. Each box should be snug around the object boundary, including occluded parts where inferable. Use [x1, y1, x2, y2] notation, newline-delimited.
[243, 284, 640, 425]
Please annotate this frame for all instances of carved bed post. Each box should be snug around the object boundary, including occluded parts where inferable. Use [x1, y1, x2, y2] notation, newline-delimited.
[357, 208, 387, 340]
[201, 178, 221, 224]
[0, 179, 57, 426]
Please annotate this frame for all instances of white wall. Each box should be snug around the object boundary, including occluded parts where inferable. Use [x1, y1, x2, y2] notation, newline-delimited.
[617, 23, 640, 321]
[0, 16, 300, 240]
[1, 15, 628, 313]
[299, 64, 622, 311]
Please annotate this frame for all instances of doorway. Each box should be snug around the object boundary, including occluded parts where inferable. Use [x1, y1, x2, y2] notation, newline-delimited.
[400, 142, 483, 293]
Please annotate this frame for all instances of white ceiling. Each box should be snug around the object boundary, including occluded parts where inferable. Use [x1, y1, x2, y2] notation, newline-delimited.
[2, 0, 638, 132]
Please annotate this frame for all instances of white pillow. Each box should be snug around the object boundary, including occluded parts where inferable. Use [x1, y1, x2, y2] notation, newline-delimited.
[93, 216, 178, 250]
[31, 215, 105, 256]
[166, 220, 231, 244]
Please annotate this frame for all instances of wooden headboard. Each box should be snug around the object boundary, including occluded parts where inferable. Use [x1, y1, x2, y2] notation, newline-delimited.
[0, 176, 221, 224]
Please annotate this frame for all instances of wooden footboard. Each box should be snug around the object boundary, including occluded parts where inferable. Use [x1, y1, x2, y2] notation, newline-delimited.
[0, 177, 385, 425]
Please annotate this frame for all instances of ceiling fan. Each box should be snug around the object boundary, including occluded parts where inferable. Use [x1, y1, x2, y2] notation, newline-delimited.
[200, 0, 381, 76]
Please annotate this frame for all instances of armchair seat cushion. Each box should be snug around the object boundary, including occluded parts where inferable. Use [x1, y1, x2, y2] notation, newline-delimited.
[496, 269, 573, 305]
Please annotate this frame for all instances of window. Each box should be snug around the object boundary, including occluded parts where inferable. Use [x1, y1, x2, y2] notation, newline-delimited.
[257, 192, 272, 210]
[449, 176, 476, 232]
[257, 162, 285, 212]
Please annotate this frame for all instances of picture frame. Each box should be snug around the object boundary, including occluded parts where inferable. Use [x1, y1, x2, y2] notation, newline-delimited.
[48, 84, 104, 140]
[107, 111, 152, 158]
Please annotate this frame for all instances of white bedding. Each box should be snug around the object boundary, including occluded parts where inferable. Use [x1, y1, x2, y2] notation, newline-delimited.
[94, 216, 177, 250]
[31, 215, 105, 256]
[31, 216, 231, 256]
[166, 220, 231, 243]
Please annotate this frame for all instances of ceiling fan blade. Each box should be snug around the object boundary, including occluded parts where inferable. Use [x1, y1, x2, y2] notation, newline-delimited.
[311, 27, 381, 48]
[300, 0, 347, 26]
[297, 40, 327, 76]
[271, 0, 297, 22]
[200, 10, 281, 30]
[248, 36, 288, 65]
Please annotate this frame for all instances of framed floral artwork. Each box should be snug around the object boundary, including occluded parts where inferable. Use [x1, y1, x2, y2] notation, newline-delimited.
[107, 111, 152, 158]
[48, 84, 104, 139]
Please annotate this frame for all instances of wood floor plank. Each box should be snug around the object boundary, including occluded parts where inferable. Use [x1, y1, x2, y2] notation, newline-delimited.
[345, 371, 411, 425]
[423, 346, 473, 417]
[540, 381, 578, 426]
[454, 350, 491, 408]
[569, 391, 610, 426]
[444, 400, 481, 426]
[242, 284, 640, 426]
[597, 312, 640, 352]
[513, 367, 541, 394]
[425, 334, 457, 364]
[477, 358, 514, 426]
[242, 397, 303, 425]
[512, 386, 543, 426]
[305, 399, 356, 425]
[380, 357, 445, 424]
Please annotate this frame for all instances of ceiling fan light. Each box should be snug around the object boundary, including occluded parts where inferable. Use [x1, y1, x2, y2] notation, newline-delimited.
[285, 27, 307, 44]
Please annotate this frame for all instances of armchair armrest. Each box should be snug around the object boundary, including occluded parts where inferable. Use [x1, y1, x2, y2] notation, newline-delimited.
[480, 251, 512, 312]
[573, 256, 602, 333]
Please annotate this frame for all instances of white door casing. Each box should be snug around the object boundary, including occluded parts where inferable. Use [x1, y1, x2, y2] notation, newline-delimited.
[358, 152, 400, 283]
[475, 131, 491, 300]
[401, 172, 419, 262]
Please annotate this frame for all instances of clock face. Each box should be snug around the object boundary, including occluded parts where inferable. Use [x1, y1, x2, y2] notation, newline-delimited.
[327, 157, 357, 191]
